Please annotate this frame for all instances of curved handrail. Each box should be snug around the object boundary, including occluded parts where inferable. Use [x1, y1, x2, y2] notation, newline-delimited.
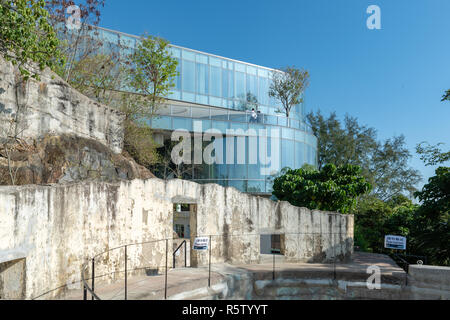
[79, 231, 350, 300]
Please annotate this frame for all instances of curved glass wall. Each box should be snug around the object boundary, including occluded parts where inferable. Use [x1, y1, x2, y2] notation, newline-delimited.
[87, 26, 308, 123]
[153, 104, 318, 193]
[60, 25, 318, 193]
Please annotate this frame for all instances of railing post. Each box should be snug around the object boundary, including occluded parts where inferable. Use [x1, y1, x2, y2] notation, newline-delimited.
[91, 258, 95, 300]
[173, 248, 176, 269]
[333, 233, 336, 280]
[272, 253, 275, 281]
[83, 284, 87, 301]
[208, 235, 212, 287]
[184, 240, 187, 268]
[165, 239, 168, 300]
[125, 245, 128, 300]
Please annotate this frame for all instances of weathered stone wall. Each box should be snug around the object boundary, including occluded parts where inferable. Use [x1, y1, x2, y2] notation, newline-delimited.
[0, 56, 124, 153]
[408, 265, 450, 299]
[0, 178, 353, 299]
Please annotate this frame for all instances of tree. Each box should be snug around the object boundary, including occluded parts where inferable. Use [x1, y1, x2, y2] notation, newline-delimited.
[369, 135, 422, 201]
[0, 0, 63, 80]
[128, 35, 178, 112]
[269, 66, 310, 118]
[0, 0, 63, 185]
[442, 89, 450, 102]
[354, 194, 417, 253]
[416, 142, 450, 166]
[307, 111, 421, 200]
[412, 167, 450, 266]
[45, 0, 106, 83]
[272, 164, 372, 214]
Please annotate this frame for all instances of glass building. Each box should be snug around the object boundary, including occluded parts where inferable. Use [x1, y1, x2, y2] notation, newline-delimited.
[72, 26, 318, 194]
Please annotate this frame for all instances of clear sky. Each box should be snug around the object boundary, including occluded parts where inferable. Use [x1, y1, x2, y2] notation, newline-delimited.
[98, 0, 450, 189]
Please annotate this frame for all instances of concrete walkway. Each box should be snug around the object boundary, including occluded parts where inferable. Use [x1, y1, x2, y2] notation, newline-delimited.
[62, 252, 406, 300]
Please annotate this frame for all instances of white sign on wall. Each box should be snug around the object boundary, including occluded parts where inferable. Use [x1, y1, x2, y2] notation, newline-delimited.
[193, 237, 209, 251]
[384, 235, 406, 250]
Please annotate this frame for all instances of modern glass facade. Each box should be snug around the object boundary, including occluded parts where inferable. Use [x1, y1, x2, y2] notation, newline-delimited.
[69, 26, 318, 194]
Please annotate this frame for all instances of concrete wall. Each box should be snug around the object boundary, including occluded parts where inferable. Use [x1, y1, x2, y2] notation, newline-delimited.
[0, 178, 353, 299]
[408, 265, 450, 299]
[0, 56, 124, 153]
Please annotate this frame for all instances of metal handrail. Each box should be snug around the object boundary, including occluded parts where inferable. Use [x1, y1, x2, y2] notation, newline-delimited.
[78, 231, 348, 301]
[173, 240, 187, 269]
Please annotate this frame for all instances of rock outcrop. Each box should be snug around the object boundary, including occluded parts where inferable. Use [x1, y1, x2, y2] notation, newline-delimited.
[0, 134, 154, 185]
[0, 55, 124, 154]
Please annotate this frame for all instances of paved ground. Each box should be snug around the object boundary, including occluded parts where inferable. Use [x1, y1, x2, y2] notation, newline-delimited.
[62, 252, 406, 300]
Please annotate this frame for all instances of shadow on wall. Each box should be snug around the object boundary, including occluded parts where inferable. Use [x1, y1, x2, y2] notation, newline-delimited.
[0, 258, 26, 300]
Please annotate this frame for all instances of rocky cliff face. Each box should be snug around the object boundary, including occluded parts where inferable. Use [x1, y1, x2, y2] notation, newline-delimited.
[0, 56, 154, 185]
[0, 134, 154, 186]
[0, 55, 124, 154]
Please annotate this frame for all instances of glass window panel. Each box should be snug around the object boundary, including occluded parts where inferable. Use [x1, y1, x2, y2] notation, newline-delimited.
[258, 68, 269, 78]
[264, 115, 278, 125]
[201, 120, 211, 131]
[248, 135, 261, 179]
[229, 180, 246, 192]
[196, 53, 208, 64]
[230, 122, 248, 131]
[212, 120, 229, 133]
[191, 107, 210, 119]
[246, 74, 257, 97]
[222, 69, 234, 99]
[247, 65, 257, 75]
[182, 91, 195, 103]
[247, 180, 264, 193]
[182, 60, 195, 92]
[258, 77, 269, 106]
[152, 116, 171, 130]
[210, 57, 221, 67]
[228, 61, 234, 70]
[229, 110, 247, 122]
[235, 72, 246, 100]
[120, 35, 136, 49]
[172, 105, 190, 117]
[295, 142, 305, 169]
[282, 127, 294, 140]
[173, 117, 192, 131]
[168, 91, 181, 100]
[196, 95, 208, 105]
[295, 130, 305, 142]
[282, 139, 295, 170]
[169, 47, 181, 59]
[209, 96, 222, 107]
[235, 63, 246, 73]
[290, 119, 300, 129]
[211, 108, 228, 121]
[196, 63, 209, 95]
[278, 116, 287, 127]
[155, 105, 171, 116]
[182, 49, 195, 61]
[173, 58, 181, 90]
[210, 66, 222, 97]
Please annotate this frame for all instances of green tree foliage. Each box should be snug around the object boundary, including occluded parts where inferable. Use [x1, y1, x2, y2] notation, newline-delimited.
[307, 111, 421, 200]
[412, 167, 449, 265]
[128, 35, 178, 111]
[45, 0, 105, 83]
[0, 0, 63, 79]
[269, 66, 310, 118]
[272, 164, 372, 214]
[416, 142, 450, 166]
[354, 195, 417, 253]
[442, 89, 450, 102]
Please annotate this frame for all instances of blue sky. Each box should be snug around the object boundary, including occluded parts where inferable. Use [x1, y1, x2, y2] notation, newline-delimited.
[98, 0, 450, 189]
